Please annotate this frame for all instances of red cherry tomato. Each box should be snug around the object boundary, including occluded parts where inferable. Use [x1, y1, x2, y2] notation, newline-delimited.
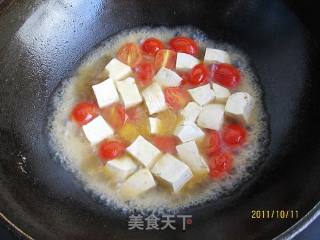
[116, 43, 142, 67]
[152, 135, 179, 154]
[101, 103, 126, 130]
[190, 63, 209, 85]
[212, 63, 241, 89]
[154, 49, 177, 71]
[142, 38, 164, 56]
[126, 106, 147, 122]
[168, 36, 199, 56]
[164, 87, 191, 110]
[98, 140, 126, 162]
[222, 124, 247, 147]
[133, 62, 155, 87]
[209, 152, 234, 179]
[71, 102, 99, 125]
[205, 130, 221, 156]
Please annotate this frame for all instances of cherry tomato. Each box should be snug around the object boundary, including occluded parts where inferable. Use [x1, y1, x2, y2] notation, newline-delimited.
[152, 135, 179, 154]
[222, 124, 247, 147]
[190, 63, 209, 85]
[102, 103, 126, 130]
[209, 152, 234, 179]
[71, 101, 99, 125]
[133, 62, 155, 86]
[164, 87, 191, 110]
[116, 43, 142, 67]
[98, 140, 126, 162]
[168, 36, 199, 56]
[154, 49, 177, 71]
[142, 38, 164, 56]
[178, 71, 192, 89]
[205, 130, 221, 156]
[126, 106, 147, 122]
[211, 63, 241, 89]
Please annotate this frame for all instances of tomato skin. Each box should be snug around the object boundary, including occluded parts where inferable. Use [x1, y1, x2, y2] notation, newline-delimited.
[102, 103, 126, 130]
[164, 87, 190, 110]
[222, 124, 247, 147]
[71, 102, 99, 125]
[205, 130, 221, 156]
[168, 36, 199, 56]
[211, 63, 241, 89]
[142, 38, 164, 56]
[190, 63, 209, 85]
[116, 43, 142, 67]
[152, 135, 179, 154]
[208, 152, 234, 179]
[154, 49, 177, 71]
[133, 62, 155, 87]
[98, 140, 126, 162]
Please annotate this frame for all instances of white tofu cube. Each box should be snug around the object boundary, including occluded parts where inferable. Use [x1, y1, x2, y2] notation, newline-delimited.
[148, 117, 161, 134]
[92, 78, 120, 108]
[127, 135, 161, 168]
[105, 58, 132, 81]
[211, 83, 231, 103]
[188, 84, 215, 106]
[197, 104, 225, 130]
[176, 141, 209, 176]
[105, 155, 138, 181]
[176, 53, 200, 71]
[174, 120, 205, 142]
[115, 77, 142, 109]
[180, 102, 202, 122]
[82, 116, 113, 145]
[120, 168, 156, 198]
[225, 92, 255, 123]
[142, 82, 167, 114]
[154, 67, 182, 87]
[204, 48, 231, 64]
[151, 153, 193, 192]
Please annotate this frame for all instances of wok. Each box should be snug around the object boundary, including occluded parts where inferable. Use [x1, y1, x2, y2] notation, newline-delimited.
[0, 0, 319, 239]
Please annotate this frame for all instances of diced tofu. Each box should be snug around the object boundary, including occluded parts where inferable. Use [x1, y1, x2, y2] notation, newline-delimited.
[151, 153, 193, 192]
[142, 82, 167, 114]
[204, 48, 231, 64]
[225, 92, 255, 123]
[188, 84, 215, 106]
[174, 120, 205, 142]
[180, 102, 202, 122]
[115, 77, 143, 108]
[197, 104, 225, 130]
[148, 117, 161, 134]
[92, 78, 120, 108]
[154, 67, 182, 87]
[105, 58, 132, 81]
[176, 141, 209, 176]
[211, 83, 231, 103]
[105, 155, 138, 181]
[120, 168, 156, 198]
[82, 116, 113, 145]
[176, 53, 200, 71]
[127, 135, 161, 168]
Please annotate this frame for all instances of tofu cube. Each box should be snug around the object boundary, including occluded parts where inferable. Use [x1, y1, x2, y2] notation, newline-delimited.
[105, 155, 138, 181]
[116, 77, 143, 108]
[188, 84, 215, 106]
[92, 78, 120, 108]
[82, 116, 113, 145]
[120, 168, 156, 198]
[148, 117, 161, 134]
[127, 135, 161, 168]
[211, 83, 231, 103]
[204, 48, 231, 64]
[197, 104, 225, 130]
[176, 53, 200, 71]
[176, 141, 209, 176]
[151, 153, 193, 192]
[225, 92, 255, 123]
[142, 82, 167, 114]
[174, 120, 205, 142]
[154, 67, 182, 87]
[105, 58, 132, 81]
[180, 102, 202, 122]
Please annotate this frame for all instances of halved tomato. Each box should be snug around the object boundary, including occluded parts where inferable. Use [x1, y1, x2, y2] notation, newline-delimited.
[116, 43, 142, 67]
[101, 103, 126, 130]
[154, 49, 177, 71]
[222, 124, 247, 148]
[205, 130, 221, 156]
[164, 87, 190, 110]
[152, 135, 179, 154]
[98, 140, 126, 162]
[133, 62, 155, 87]
[168, 36, 199, 56]
[142, 38, 164, 56]
[208, 151, 234, 179]
[71, 101, 99, 125]
[190, 63, 209, 86]
[211, 63, 241, 89]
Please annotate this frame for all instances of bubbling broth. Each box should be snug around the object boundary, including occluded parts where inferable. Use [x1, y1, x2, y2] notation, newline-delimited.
[49, 26, 269, 212]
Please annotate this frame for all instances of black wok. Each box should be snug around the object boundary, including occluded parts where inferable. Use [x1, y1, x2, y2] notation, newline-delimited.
[0, 0, 320, 239]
